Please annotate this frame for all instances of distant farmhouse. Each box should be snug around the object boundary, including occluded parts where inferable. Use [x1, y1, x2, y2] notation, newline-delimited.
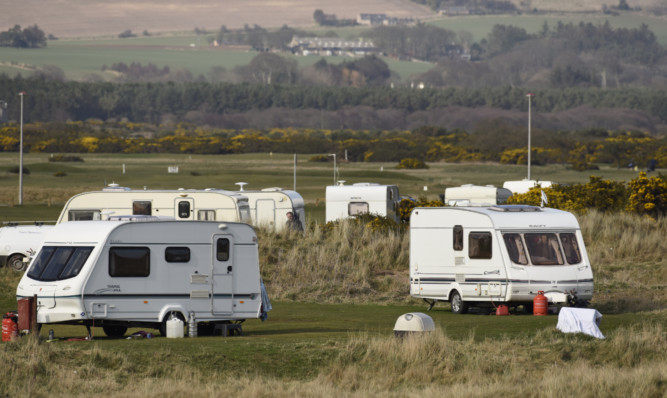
[438, 6, 471, 15]
[357, 13, 414, 26]
[290, 37, 377, 57]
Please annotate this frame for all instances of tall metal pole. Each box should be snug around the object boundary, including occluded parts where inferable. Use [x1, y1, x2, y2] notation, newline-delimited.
[526, 93, 534, 181]
[328, 154, 336, 185]
[293, 153, 297, 191]
[18, 91, 25, 206]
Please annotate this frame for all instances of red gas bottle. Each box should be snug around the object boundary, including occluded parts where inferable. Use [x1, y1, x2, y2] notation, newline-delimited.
[2, 312, 19, 342]
[533, 291, 548, 316]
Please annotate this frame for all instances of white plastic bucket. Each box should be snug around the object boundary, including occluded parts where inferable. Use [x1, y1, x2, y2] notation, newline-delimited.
[166, 317, 184, 338]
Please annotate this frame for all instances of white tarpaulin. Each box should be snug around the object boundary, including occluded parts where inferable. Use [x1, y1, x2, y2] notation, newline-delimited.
[556, 307, 605, 339]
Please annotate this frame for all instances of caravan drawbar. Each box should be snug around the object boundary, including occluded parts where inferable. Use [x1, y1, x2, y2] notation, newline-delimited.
[16, 219, 270, 337]
[409, 205, 594, 313]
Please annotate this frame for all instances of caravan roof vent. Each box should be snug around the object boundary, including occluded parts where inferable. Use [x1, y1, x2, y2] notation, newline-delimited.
[103, 184, 131, 192]
[489, 205, 541, 212]
[261, 187, 284, 192]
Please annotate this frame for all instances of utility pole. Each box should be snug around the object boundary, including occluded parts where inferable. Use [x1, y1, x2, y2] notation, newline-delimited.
[526, 93, 534, 181]
[19, 91, 26, 206]
[327, 153, 336, 185]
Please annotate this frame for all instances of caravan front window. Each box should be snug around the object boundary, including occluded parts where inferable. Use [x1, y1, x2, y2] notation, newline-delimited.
[524, 233, 564, 265]
[503, 234, 528, 265]
[559, 233, 582, 264]
[26, 246, 93, 281]
[109, 247, 150, 277]
[68, 210, 101, 221]
[349, 202, 369, 216]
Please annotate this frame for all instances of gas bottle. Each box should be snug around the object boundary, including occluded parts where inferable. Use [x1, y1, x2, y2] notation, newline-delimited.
[533, 291, 548, 316]
[2, 312, 19, 342]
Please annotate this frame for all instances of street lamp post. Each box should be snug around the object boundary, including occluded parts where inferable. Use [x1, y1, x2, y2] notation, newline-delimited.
[526, 93, 534, 181]
[18, 91, 26, 206]
[327, 153, 336, 185]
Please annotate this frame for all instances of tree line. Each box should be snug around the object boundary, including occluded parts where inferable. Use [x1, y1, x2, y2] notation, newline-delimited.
[1, 75, 666, 129]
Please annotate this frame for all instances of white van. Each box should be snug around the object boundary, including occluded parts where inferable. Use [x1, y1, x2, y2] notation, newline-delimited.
[16, 219, 270, 337]
[409, 205, 593, 313]
[0, 223, 53, 271]
[56, 185, 251, 224]
[234, 184, 305, 231]
[325, 182, 400, 223]
[444, 184, 513, 206]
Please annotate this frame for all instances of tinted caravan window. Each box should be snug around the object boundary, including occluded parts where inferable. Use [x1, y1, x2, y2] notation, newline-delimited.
[216, 238, 230, 262]
[68, 210, 101, 221]
[177, 201, 191, 218]
[165, 247, 190, 263]
[27, 246, 93, 281]
[132, 201, 152, 215]
[524, 233, 564, 265]
[453, 225, 463, 251]
[469, 232, 492, 259]
[109, 247, 150, 277]
[503, 233, 528, 265]
[559, 233, 582, 264]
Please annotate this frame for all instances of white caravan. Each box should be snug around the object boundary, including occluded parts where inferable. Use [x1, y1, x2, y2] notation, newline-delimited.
[325, 182, 400, 223]
[56, 185, 251, 224]
[0, 223, 54, 271]
[234, 183, 305, 231]
[409, 205, 593, 313]
[444, 184, 513, 206]
[503, 179, 554, 194]
[16, 219, 270, 337]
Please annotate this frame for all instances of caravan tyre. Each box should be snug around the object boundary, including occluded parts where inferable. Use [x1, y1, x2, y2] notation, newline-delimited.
[450, 291, 468, 314]
[7, 254, 26, 272]
[102, 325, 128, 338]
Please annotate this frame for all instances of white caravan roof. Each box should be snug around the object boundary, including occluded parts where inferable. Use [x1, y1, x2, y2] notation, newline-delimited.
[444, 184, 513, 206]
[326, 183, 398, 201]
[503, 180, 554, 194]
[410, 205, 579, 231]
[41, 220, 255, 246]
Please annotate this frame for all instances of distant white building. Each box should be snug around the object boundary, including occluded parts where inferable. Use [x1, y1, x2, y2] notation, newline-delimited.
[290, 36, 377, 56]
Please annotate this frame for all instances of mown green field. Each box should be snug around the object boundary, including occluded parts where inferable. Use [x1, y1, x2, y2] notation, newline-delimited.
[0, 13, 664, 82]
[0, 152, 651, 222]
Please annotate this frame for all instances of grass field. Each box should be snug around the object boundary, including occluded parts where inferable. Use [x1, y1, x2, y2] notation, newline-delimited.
[0, 152, 654, 221]
[0, 151, 664, 396]
[1, 12, 665, 82]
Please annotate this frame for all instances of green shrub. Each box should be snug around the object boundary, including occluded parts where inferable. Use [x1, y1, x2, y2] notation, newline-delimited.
[396, 158, 428, 169]
[309, 154, 330, 162]
[7, 166, 29, 175]
[53, 172, 67, 177]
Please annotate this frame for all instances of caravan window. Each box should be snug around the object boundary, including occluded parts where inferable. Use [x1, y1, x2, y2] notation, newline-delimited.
[503, 234, 528, 265]
[469, 232, 492, 259]
[198, 210, 216, 220]
[165, 247, 190, 263]
[348, 202, 369, 216]
[216, 238, 230, 261]
[177, 201, 191, 218]
[68, 210, 101, 221]
[26, 246, 93, 281]
[132, 201, 152, 215]
[109, 247, 150, 277]
[559, 233, 582, 264]
[524, 233, 564, 265]
[453, 225, 463, 251]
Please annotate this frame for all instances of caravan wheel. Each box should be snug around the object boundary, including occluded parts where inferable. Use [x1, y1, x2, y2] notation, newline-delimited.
[450, 291, 468, 314]
[7, 254, 26, 272]
[102, 325, 128, 338]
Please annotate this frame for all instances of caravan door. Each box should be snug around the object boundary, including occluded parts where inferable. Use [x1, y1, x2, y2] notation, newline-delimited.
[255, 199, 276, 228]
[175, 198, 195, 220]
[211, 234, 234, 315]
